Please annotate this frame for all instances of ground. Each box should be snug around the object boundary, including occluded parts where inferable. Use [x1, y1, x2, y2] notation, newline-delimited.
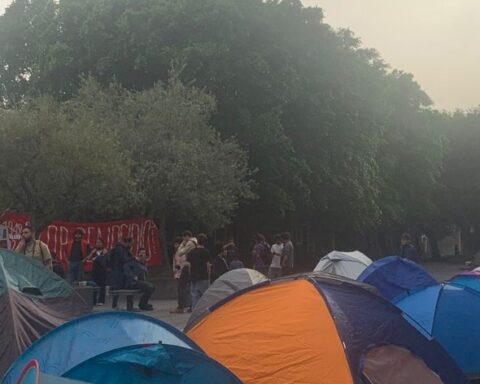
[94, 299, 190, 329]
[94, 260, 468, 331]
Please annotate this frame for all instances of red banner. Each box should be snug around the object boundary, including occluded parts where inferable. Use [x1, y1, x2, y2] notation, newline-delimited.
[40, 218, 162, 266]
[0, 211, 31, 250]
[0, 212, 162, 266]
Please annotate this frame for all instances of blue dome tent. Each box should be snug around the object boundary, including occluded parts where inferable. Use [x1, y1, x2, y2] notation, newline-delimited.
[358, 256, 437, 301]
[396, 283, 480, 378]
[15, 360, 87, 384]
[63, 344, 241, 384]
[3, 312, 200, 384]
[448, 270, 480, 292]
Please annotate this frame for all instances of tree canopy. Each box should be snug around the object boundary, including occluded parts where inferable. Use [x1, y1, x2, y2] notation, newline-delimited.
[0, 76, 253, 230]
[0, 0, 478, 246]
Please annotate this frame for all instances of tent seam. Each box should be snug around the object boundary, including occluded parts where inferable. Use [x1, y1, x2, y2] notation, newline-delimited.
[308, 277, 356, 384]
[430, 284, 444, 336]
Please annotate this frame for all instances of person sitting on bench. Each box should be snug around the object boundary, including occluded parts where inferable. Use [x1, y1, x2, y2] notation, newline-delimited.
[123, 248, 155, 311]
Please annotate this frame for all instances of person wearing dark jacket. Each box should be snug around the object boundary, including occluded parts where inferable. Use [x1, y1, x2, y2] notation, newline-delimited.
[123, 248, 155, 311]
[210, 249, 230, 283]
[87, 238, 108, 306]
[110, 237, 133, 288]
[110, 237, 133, 309]
[65, 229, 89, 283]
[400, 233, 420, 262]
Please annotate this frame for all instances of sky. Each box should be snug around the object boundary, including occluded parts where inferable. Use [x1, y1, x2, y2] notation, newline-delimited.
[305, 0, 480, 111]
[1, 0, 479, 110]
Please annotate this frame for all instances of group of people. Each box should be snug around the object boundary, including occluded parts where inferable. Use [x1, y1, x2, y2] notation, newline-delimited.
[15, 225, 155, 311]
[252, 232, 295, 279]
[171, 231, 244, 314]
[14, 224, 296, 313]
[171, 230, 295, 314]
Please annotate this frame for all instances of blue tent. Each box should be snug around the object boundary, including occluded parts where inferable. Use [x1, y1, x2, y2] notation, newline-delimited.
[396, 283, 480, 378]
[16, 360, 88, 384]
[63, 344, 241, 384]
[3, 312, 200, 384]
[358, 256, 437, 301]
[448, 270, 480, 292]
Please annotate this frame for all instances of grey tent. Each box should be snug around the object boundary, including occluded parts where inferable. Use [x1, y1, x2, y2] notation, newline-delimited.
[314, 250, 372, 280]
[184, 268, 267, 332]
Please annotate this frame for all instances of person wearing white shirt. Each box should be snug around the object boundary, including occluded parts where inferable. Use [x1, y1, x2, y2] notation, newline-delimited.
[269, 234, 283, 279]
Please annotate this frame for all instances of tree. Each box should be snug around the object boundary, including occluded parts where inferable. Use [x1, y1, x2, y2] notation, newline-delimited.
[0, 76, 254, 230]
[439, 111, 480, 228]
[0, 0, 451, 242]
[70, 75, 255, 229]
[0, 96, 131, 229]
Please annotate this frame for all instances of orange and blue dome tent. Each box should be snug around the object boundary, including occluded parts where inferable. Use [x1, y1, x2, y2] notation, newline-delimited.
[187, 273, 468, 384]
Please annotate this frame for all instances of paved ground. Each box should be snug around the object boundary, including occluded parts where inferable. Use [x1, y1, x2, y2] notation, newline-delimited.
[94, 260, 470, 331]
[94, 299, 190, 329]
[422, 260, 469, 281]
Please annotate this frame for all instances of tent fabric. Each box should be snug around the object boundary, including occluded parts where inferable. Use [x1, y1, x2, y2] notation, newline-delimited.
[358, 256, 437, 301]
[15, 361, 87, 384]
[39, 375, 87, 384]
[0, 250, 90, 376]
[316, 279, 461, 383]
[448, 271, 480, 292]
[184, 268, 267, 332]
[314, 250, 372, 279]
[189, 279, 353, 384]
[3, 312, 199, 384]
[363, 345, 443, 384]
[187, 273, 467, 384]
[396, 283, 480, 377]
[63, 344, 241, 384]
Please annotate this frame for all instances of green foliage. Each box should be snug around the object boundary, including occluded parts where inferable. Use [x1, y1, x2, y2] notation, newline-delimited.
[0, 0, 460, 234]
[439, 111, 480, 228]
[0, 96, 130, 229]
[0, 77, 254, 229]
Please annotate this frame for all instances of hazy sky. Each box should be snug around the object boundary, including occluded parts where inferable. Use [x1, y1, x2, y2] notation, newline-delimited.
[1, 0, 479, 110]
[305, 0, 480, 110]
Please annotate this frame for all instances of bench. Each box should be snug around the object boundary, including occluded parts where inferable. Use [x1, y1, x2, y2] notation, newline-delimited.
[109, 289, 142, 311]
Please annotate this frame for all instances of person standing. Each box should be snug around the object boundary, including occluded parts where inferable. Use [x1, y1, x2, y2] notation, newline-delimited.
[400, 233, 419, 262]
[110, 236, 133, 309]
[170, 231, 196, 314]
[87, 238, 108, 306]
[171, 236, 190, 314]
[223, 237, 241, 264]
[210, 248, 230, 283]
[66, 229, 89, 283]
[269, 234, 283, 279]
[252, 234, 270, 276]
[281, 232, 295, 276]
[123, 248, 155, 311]
[15, 224, 52, 269]
[229, 251, 244, 270]
[187, 233, 210, 309]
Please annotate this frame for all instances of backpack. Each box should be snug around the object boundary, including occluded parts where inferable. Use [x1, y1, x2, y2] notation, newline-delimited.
[260, 242, 273, 266]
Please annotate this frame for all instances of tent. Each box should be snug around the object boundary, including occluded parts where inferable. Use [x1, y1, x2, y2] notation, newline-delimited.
[357, 256, 437, 301]
[448, 270, 480, 292]
[187, 273, 467, 384]
[314, 250, 372, 279]
[0, 249, 90, 375]
[184, 268, 267, 332]
[3, 312, 200, 384]
[63, 344, 241, 384]
[396, 283, 480, 378]
[16, 361, 87, 384]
